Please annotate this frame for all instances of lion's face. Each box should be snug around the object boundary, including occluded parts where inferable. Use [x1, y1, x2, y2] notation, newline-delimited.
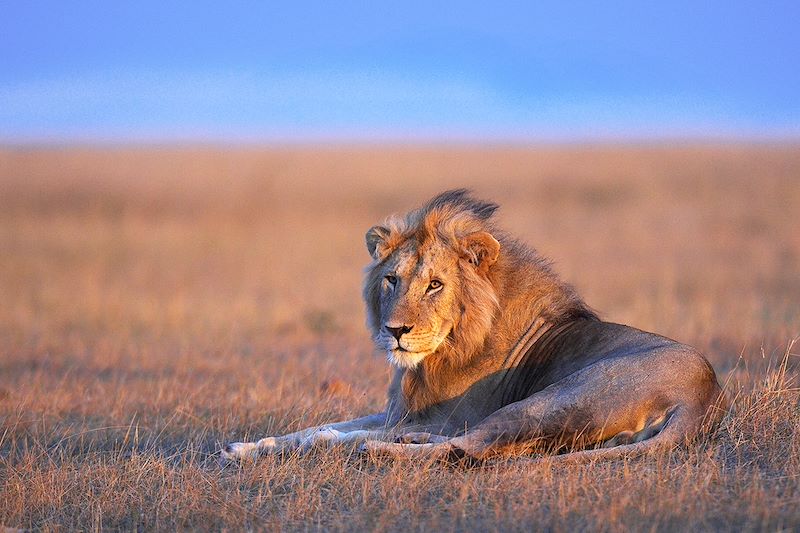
[363, 205, 501, 369]
[371, 240, 462, 368]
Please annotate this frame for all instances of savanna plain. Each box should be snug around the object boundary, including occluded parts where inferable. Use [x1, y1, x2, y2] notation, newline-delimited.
[0, 144, 798, 531]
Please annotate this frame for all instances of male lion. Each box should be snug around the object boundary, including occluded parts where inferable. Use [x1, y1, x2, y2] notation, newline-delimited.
[222, 189, 726, 465]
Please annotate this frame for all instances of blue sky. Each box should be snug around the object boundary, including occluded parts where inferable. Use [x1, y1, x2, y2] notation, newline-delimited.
[1, 1, 799, 142]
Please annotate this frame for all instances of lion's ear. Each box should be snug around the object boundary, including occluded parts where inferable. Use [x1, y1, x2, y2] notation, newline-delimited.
[366, 225, 392, 260]
[461, 231, 500, 272]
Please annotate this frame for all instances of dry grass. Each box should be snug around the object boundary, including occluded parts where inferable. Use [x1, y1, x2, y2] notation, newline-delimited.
[0, 144, 798, 531]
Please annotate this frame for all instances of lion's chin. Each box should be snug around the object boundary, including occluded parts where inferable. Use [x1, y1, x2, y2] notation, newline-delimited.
[387, 349, 430, 369]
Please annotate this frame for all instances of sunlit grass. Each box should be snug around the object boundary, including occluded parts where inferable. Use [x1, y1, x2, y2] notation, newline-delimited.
[0, 144, 798, 530]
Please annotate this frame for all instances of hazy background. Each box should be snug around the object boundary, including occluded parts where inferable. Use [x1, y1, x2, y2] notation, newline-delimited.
[2, 1, 799, 142]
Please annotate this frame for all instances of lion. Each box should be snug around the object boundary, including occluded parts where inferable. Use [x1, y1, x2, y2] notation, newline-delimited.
[222, 189, 726, 465]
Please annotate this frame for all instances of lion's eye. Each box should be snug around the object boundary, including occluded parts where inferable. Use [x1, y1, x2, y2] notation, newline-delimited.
[385, 274, 397, 285]
[427, 279, 443, 292]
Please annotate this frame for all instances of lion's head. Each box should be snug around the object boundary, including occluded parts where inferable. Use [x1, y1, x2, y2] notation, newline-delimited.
[363, 190, 502, 369]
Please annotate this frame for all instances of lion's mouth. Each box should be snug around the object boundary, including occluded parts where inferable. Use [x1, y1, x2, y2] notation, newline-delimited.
[378, 330, 448, 368]
[384, 338, 416, 354]
[389, 346, 422, 358]
[387, 347, 428, 369]
[381, 333, 447, 361]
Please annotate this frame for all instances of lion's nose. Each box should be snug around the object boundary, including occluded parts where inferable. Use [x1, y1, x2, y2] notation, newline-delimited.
[385, 324, 413, 341]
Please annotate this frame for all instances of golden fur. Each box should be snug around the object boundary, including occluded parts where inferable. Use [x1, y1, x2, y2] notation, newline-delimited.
[364, 189, 597, 422]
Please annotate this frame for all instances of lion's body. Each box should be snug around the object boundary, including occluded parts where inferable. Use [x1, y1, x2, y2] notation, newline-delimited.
[387, 319, 721, 444]
[222, 190, 726, 465]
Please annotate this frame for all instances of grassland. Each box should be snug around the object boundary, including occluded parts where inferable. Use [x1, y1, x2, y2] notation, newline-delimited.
[0, 144, 798, 531]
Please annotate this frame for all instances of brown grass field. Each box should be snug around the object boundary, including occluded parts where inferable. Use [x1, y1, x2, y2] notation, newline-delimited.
[0, 144, 798, 531]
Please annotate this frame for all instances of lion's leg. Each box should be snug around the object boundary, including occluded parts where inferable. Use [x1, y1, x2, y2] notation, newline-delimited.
[364, 351, 724, 463]
[221, 412, 391, 464]
[363, 399, 695, 463]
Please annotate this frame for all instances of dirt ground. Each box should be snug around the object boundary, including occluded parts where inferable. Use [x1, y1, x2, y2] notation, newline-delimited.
[0, 144, 798, 531]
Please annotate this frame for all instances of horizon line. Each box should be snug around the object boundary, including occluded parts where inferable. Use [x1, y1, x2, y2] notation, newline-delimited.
[2, 133, 800, 150]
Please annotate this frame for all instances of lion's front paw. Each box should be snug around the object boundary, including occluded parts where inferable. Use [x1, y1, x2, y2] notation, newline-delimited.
[219, 437, 277, 466]
[221, 442, 257, 464]
[220, 441, 256, 466]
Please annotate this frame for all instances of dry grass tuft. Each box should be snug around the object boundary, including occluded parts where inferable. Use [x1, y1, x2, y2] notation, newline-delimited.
[0, 144, 798, 531]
